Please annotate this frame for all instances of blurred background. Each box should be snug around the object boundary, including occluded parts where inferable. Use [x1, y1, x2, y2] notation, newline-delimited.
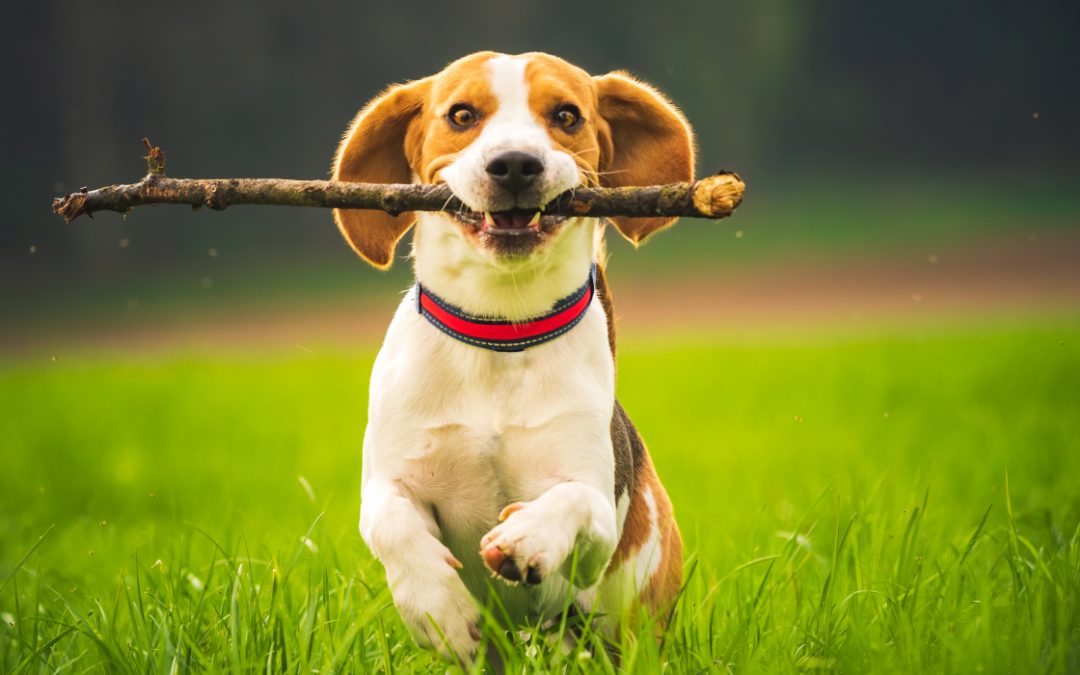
[3, 0, 1078, 354]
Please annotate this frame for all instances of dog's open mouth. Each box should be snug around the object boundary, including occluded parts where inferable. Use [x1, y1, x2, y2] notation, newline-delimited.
[452, 208, 567, 235]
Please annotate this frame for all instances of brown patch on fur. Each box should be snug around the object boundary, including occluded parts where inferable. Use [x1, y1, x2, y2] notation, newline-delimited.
[413, 52, 502, 183]
[332, 77, 432, 268]
[331, 52, 505, 268]
[642, 473, 683, 610]
[593, 72, 696, 244]
[595, 261, 617, 357]
[610, 400, 641, 503]
[522, 54, 605, 186]
[608, 402, 683, 610]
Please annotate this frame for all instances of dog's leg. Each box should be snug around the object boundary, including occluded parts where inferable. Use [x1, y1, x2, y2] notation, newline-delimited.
[480, 480, 618, 589]
[360, 477, 480, 661]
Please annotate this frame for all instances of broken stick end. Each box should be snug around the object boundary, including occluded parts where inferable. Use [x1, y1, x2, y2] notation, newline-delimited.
[52, 192, 88, 224]
[692, 172, 745, 219]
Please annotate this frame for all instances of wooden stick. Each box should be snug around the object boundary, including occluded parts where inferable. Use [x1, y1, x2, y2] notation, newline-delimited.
[52, 140, 745, 223]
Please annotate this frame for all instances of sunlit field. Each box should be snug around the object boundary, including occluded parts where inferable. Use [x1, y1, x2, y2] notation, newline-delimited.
[2, 319, 1078, 673]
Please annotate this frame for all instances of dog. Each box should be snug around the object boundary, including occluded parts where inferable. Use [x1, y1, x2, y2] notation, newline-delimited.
[332, 51, 693, 661]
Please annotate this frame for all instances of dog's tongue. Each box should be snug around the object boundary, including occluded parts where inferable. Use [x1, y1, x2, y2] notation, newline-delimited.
[490, 212, 532, 230]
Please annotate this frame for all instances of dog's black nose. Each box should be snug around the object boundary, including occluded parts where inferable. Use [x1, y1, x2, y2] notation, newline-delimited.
[485, 151, 544, 196]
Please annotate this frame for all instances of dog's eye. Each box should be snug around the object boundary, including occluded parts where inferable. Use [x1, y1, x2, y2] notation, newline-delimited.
[553, 104, 582, 131]
[447, 104, 478, 129]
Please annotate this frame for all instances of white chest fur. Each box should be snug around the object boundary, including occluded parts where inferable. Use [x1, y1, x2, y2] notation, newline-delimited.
[361, 286, 616, 617]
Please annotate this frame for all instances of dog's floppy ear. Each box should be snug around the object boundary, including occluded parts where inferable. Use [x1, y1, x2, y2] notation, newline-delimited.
[332, 78, 431, 268]
[594, 72, 695, 245]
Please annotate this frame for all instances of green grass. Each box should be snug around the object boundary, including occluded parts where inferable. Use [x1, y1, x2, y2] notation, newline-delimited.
[1, 320, 1079, 672]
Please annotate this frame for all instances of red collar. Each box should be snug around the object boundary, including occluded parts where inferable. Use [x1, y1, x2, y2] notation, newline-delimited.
[416, 265, 597, 352]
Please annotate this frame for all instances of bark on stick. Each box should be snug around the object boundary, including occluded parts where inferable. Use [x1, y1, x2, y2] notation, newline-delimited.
[52, 140, 745, 223]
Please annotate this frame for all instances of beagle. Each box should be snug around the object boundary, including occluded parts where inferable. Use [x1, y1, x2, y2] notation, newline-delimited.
[332, 51, 693, 661]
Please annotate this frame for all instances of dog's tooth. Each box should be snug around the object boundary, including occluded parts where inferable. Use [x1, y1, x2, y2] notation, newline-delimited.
[483, 212, 494, 227]
[528, 211, 541, 227]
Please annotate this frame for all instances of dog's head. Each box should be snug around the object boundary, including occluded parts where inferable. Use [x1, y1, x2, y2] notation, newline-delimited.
[332, 51, 694, 268]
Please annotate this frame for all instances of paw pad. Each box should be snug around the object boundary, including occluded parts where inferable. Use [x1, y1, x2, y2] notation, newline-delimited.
[481, 542, 543, 585]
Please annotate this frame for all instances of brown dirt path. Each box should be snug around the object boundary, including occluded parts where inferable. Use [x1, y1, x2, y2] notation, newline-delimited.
[610, 230, 1080, 335]
[5, 231, 1078, 359]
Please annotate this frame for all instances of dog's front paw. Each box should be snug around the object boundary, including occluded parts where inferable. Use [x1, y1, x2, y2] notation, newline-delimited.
[480, 501, 574, 586]
[389, 557, 480, 662]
